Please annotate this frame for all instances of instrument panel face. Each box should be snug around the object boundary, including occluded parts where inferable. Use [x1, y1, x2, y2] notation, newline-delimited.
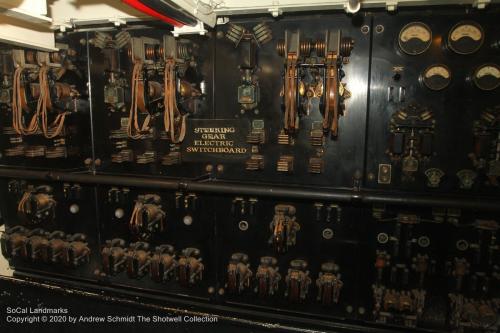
[366, 10, 500, 197]
[0, 6, 499, 333]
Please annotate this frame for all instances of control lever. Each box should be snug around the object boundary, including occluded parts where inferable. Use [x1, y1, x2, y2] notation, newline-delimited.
[129, 194, 165, 240]
[177, 247, 204, 287]
[285, 259, 311, 302]
[269, 204, 300, 254]
[452, 257, 470, 292]
[226, 252, 253, 294]
[63, 233, 90, 267]
[47, 231, 67, 263]
[1, 226, 29, 258]
[101, 238, 127, 275]
[163, 35, 196, 143]
[150, 244, 177, 282]
[412, 254, 429, 288]
[316, 261, 343, 305]
[17, 186, 56, 225]
[254, 256, 280, 298]
[24, 228, 49, 262]
[126, 241, 151, 279]
[375, 250, 391, 284]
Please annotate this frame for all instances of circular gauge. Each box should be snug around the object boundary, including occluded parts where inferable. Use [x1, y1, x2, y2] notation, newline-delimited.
[398, 22, 432, 55]
[448, 21, 484, 55]
[377, 233, 389, 244]
[456, 239, 469, 251]
[417, 236, 431, 248]
[472, 63, 500, 91]
[421, 64, 452, 91]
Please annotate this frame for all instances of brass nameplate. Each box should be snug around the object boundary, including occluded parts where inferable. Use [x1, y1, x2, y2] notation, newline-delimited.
[182, 119, 250, 162]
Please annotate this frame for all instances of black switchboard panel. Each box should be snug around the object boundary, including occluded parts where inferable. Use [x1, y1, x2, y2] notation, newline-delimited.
[0, 33, 92, 170]
[366, 11, 500, 196]
[0, 6, 499, 333]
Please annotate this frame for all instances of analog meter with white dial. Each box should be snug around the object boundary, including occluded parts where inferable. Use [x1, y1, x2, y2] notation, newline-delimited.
[448, 21, 484, 55]
[473, 64, 500, 91]
[398, 22, 432, 55]
[421, 64, 452, 91]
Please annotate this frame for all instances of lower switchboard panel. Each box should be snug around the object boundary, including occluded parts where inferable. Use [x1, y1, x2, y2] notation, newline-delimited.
[1, 178, 498, 332]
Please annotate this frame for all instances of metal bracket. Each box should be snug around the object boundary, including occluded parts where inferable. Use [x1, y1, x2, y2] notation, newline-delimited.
[52, 22, 73, 33]
[216, 17, 230, 25]
[386, 1, 398, 11]
[173, 21, 207, 37]
[268, 7, 283, 17]
[108, 17, 127, 27]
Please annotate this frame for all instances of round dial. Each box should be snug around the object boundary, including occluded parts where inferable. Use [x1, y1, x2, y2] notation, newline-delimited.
[448, 21, 484, 55]
[473, 63, 500, 91]
[421, 64, 452, 91]
[398, 22, 432, 55]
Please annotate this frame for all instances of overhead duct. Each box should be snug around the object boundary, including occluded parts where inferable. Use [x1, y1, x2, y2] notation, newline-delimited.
[122, 0, 198, 27]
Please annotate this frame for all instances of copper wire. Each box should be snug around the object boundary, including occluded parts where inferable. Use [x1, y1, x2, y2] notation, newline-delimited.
[127, 61, 152, 139]
[12, 66, 39, 135]
[38, 66, 68, 138]
[164, 58, 186, 143]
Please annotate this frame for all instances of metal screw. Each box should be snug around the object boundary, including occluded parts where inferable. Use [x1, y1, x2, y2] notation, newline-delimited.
[377, 233, 389, 244]
[238, 220, 249, 231]
[456, 239, 469, 251]
[322, 228, 334, 240]
[418, 236, 430, 248]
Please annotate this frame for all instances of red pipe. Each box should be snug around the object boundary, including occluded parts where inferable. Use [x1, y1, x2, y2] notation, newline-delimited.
[122, 0, 185, 27]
